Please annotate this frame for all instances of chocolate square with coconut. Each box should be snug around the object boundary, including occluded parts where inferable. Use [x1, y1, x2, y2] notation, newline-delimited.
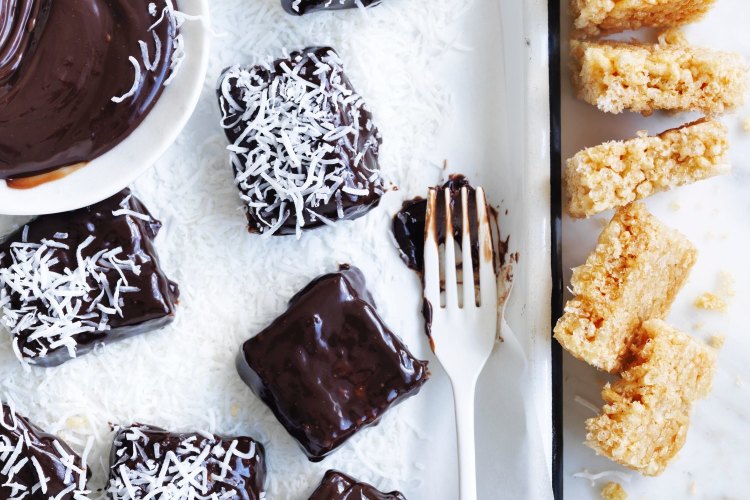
[308, 470, 407, 500]
[0, 189, 179, 367]
[0, 403, 90, 499]
[236, 265, 429, 461]
[281, 0, 381, 16]
[217, 46, 384, 237]
[107, 424, 266, 499]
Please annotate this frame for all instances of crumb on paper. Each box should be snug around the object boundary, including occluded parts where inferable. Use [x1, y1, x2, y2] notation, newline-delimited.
[736, 375, 746, 388]
[693, 321, 704, 331]
[670, 201, 681, 212]
[230, 403, 240, 417]
[694, 292, 726, 312]
[65, 415, 89, 430]
[719, 271, 736, 297]
[710, 334, 726, 349]
[689, 480, 697, 495]
[743, 117, 750, 133]
[602, 481, 628, 500]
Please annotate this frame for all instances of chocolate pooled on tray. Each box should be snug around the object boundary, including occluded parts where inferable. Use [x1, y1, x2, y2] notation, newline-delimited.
[0, 189, 179, 367]
[107, 424, 266, 500]
[308, 470, 407, 500]
[281, 0, 381, 16]
[0, 403, 90, 499]
[236, 265, 429, 461]
[217, 46, 384, 237]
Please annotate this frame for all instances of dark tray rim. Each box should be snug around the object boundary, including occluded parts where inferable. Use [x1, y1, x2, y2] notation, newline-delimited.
[548, 0, 564, 498]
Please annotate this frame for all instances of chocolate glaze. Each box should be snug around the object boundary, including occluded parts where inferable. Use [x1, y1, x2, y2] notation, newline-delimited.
[392, 175, 480, 272]
[281, 0, 381, 15]
[108, 424, 266, 500]
[217, 46, 383, 235]
[0, 188, 179, 367]
[236, 265, 429, 461]
[0, 404, 88, 498]
[308, 470, 406, 500]
[0, 0, 176, 180]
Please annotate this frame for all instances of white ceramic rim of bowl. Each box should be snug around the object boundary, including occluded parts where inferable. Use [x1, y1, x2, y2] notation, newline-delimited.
[0, 0, 211, 216]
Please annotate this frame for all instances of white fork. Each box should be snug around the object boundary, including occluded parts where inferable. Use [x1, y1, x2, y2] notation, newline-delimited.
[424, 186, 498, 500]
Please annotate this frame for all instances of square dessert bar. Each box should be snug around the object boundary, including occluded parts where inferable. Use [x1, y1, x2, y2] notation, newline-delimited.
[217, 46, 384, 237]
[1, 403, 89, 498]
[566, 118, 729, 218]
[236, 265, 429, 461]
[570, 38, 747, 115]
[0, 189, 179, 367]
[571, 0, 716, 37]
[586, 320, 716, 475]
[554, 203, 696, 373]
[282, 0, 381, 16]
[308, 470, 406, 500]
[107, 424, 266, 499]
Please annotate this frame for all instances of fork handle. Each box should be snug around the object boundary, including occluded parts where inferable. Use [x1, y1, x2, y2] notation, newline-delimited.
[453, 385, 478, 500]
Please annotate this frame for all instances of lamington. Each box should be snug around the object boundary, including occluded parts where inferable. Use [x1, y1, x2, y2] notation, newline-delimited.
[571, 0, 716, 37]
[585, 320, 716, 475]
[217, 47, 384, 237]
[570, 37, 747, 115]
[0, 403, 90, 499]
[236, 265, 429, 461]
[0, 189, 179, 367]
[107, 424, 266, 499]
[308, 470, 407, 500]
[566, 118, 729, 218]
[281, 0, 381, 16]
[553, 203, 696, 373]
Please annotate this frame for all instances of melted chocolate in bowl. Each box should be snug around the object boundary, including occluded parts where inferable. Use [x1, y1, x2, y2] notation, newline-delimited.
[0, 0, 176, 182]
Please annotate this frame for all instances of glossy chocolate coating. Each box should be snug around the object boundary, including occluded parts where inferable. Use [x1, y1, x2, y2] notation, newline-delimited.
[309, 470, 406, 500]
[108, 424, 266, 500]
[392, 175, 479, 272]
[281, 0, 380, 15]
[0, 404, 88, 499]
[0, 0, 175, 180]
[236, 265, 429, 461]
[217, 47, 383, 235]
[0, 189, 179, 367]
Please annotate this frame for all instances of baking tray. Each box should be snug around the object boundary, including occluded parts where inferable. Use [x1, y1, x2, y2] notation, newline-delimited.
[557, 0, 750, 497]
[0, 0, 558, 497]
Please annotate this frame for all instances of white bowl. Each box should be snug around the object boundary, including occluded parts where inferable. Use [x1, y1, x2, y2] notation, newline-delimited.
[0, 0, 210, 216]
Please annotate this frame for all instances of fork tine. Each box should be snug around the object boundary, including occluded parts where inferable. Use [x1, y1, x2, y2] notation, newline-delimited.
[476, 187, 496, 307]
[460, 187, 476, 309]
[443, 188, 459, 309]
[423, 188, 441, 306]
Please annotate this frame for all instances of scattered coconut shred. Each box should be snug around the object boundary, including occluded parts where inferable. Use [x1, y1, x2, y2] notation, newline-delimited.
[112, 0, 198, 103]
[0, 0, 465, 497]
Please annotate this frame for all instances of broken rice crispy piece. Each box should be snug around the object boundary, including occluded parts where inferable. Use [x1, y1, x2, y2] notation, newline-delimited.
[570, 37, 747, 115]
[601, 481, 628, 500]
[553, 203, 696, 373]
[566, 118, 729, 218]
[585, 320, 716, 475]
[571, 0, 716, 37]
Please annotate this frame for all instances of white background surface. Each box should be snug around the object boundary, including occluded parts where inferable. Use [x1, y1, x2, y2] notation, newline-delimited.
[0, 0, 553, 498]
[560, 1, 750, 498]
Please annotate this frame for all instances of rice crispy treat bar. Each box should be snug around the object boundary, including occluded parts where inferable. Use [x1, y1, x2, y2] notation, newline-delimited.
[570, 38, 747, 115]
[585, 320, 716, 475]
[571, 0, 716, 37]
[553, 203, 696, 373]
[566, 118, 729, 218]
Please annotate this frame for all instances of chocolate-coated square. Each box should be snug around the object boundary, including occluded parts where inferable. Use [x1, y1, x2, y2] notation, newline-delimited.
[107, 424, 266, 499]
[217, 47, 383, 237]
[0, 403, 89, 498]
[281, 0, 381, 16]
[309, 470, 406, 500]
[0, 189, 179, 367]
[236, 265, 429, 461]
